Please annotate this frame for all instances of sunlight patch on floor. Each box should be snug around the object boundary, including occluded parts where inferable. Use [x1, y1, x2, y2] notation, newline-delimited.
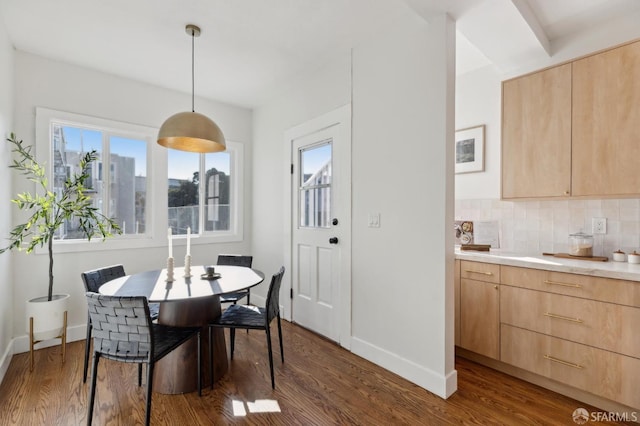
[232, 399, 281, 416]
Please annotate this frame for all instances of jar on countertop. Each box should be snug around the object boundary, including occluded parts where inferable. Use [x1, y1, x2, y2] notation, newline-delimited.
[628, 251, 640, 264]
[613, 249, 626, 262]
[569, 232, 593, 257]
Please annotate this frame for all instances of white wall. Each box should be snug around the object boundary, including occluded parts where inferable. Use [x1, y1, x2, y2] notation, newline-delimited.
[253, 9, 457, 398]
[350, 12, 456, 398]
[454, 65, 501, 200]
[0, 7, 15, 381]
[10, 51, 253, 346]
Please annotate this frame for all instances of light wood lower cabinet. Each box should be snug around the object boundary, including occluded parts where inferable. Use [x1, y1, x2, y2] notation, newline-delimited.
[501, 285, 640, 358]
[454, 260, 460, 347]
[457, 261, 640, 411]
[459, 261, 500, 360]
[501, 325, 640, 410]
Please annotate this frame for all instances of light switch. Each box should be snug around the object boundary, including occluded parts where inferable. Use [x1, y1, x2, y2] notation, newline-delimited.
[368, 213, 380, 228]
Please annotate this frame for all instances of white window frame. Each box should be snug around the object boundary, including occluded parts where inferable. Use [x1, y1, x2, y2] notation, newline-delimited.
[168, 141, 244, 241]
[35, 107, 244, 254]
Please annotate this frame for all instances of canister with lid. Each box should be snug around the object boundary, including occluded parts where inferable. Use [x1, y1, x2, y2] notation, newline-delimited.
[569, 232, 593, 257]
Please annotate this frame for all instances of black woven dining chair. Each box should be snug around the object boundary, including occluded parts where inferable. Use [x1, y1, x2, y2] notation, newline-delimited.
[80, 265, 160, 383]
[85, 292, 201, 426]
[217, 254, 253, 305]
[208, 266, 285, 389]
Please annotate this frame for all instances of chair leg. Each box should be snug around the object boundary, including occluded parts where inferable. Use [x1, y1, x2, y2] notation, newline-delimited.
[277, 315, 284, 363]
[83, 318, 92, 383]
[138, 364, 143, 386]
[208, 327, 214, 389]
[266, 326, 275, 389]
[230, 328, 236, 360]
[197, 331, 202, 397]
[246, 290, 251, 333]
[145, 362, 154, 426]
[87, 352, 100, 426]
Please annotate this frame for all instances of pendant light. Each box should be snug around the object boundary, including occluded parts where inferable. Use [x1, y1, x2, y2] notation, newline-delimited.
[157, 24, 226, 153]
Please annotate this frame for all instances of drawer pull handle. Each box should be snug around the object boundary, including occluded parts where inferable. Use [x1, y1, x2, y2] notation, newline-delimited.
[544, 280, 581, 289]
[544, 312, 583, 323]
[464, 270, 493, 276]
[544, 354, 583, 369]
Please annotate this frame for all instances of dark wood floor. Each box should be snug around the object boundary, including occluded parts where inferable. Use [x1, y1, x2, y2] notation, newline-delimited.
[0, 321, 633, 425]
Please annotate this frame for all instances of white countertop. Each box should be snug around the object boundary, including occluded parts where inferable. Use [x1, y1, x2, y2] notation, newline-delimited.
[455, 248, 640, 283]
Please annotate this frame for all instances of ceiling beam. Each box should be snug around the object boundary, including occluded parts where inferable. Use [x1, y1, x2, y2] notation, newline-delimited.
[510, 0, 551, 56]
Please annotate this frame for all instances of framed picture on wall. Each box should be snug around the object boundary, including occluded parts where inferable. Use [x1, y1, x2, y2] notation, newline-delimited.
[455, 125, 485, 174]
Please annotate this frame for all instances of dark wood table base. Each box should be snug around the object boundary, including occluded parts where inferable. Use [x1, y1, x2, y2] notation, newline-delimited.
[153, 296, 228, 394]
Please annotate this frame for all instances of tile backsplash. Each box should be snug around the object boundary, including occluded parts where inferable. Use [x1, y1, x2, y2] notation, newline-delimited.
[455, 198, 640, 257]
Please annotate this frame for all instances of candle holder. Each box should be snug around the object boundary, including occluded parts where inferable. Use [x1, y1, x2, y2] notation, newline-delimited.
[184, 254, 192, 278]
[166, 257, 175, 282]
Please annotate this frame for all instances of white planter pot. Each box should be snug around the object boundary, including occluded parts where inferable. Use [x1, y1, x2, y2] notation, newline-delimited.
[25, 293, 70, 341]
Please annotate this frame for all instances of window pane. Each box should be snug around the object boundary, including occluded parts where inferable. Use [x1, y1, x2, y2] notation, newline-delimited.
[204, 152, 231, 232]
[299, 142, 332, 228]
[53, 124, 103, 240]
[300, 143, 331, 187]
[110, 136, 147, 234]
[168, 150, 199, 235]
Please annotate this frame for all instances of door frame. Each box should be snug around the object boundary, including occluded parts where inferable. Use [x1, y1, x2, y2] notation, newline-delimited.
[282, 104, 352, 350]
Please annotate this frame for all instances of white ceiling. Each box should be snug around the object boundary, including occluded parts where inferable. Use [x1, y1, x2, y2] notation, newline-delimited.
[1, 0, 640, 108]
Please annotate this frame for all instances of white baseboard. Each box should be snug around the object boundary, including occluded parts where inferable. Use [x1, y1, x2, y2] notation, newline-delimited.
[351, 336, 458, 399]
[0, 338, 14, 386]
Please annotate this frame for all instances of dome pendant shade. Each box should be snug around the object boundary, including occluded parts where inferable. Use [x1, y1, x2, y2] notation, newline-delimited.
[157, 24, 226, 153]
[157, 111, 226, 153]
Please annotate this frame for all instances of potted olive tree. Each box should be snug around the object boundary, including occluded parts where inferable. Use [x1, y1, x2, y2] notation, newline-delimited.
[0, 133, 120, 361]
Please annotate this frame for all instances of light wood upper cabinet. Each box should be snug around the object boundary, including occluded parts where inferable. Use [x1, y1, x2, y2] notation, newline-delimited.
[501, 39, 640, 199]
[501, 64, 572, 199]
[572, 41, 640, 196]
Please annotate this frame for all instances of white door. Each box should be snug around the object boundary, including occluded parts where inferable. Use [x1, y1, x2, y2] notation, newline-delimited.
[287, 105, 351, 346]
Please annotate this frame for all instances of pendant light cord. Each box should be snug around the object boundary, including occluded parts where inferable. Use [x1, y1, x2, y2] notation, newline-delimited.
[191, 27, 195, 113]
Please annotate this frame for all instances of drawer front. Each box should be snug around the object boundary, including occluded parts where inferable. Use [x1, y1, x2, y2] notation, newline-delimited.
[460, 261, 500, 284]
[501, 286, 640, 358]
[501, 325, 640, 410]
[501, 265, 640, 308]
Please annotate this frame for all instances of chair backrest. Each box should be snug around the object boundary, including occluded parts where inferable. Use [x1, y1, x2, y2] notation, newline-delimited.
[81, 265, 126, 293]
[217, 254, 253, 268]
[85, 292, 153, 362]
[265, 267, 285, 323]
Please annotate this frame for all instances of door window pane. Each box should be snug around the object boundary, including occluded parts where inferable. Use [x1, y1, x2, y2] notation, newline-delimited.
[299, 141, 332, 228]
[168, 150, 200, 235]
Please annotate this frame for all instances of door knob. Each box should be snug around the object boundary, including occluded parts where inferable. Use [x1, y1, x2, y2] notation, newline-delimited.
[329, 237, 339, 244]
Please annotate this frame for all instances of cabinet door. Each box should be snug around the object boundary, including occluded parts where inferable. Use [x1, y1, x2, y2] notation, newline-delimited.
[572, 41, 640, 196]
[454, 260, 461, 347]
[460, 278, 500, 359]
[502, 64, 572, 199]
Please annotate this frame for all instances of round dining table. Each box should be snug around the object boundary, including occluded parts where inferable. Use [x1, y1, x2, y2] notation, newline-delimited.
[99, 264, 264, 394]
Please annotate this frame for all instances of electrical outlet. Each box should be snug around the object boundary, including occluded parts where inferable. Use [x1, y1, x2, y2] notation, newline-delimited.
[592, 217, 607, 234]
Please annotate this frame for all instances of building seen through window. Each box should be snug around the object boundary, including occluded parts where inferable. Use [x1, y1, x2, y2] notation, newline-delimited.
[168, 150, 231, 235]
[52, 124, 148, 239]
